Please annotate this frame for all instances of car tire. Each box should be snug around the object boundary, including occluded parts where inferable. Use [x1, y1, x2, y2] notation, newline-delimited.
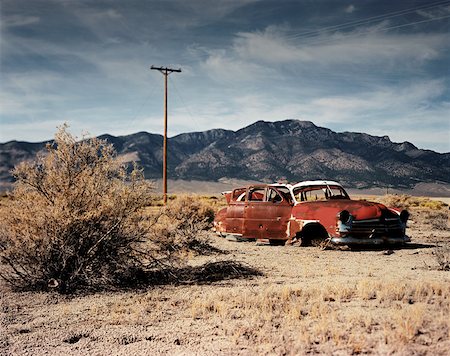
[300, 224, 328, 247]
[269, 239, 285, 246]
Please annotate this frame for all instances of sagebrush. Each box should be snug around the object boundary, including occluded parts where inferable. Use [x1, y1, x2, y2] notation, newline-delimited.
[375, 194, 448, 210]
[434, 242, 450, 271]
[0, 126, 154, 292]
[148, 195, 216, 262]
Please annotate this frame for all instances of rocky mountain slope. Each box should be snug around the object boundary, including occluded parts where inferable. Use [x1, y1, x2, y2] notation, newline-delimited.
[1, 120, 449, 189]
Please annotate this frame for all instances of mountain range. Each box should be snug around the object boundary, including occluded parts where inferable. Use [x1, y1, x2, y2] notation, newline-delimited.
[1, 120, 449, 190]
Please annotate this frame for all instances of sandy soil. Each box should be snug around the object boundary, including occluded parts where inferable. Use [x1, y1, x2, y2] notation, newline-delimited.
[1, 207, 449, 355]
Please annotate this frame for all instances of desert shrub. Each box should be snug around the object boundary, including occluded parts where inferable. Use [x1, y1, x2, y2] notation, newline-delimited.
[433, 242, 450, 271]
[147, 194, 177, 207]
[0, 125, 153, 292]
[422, 210, 449, 231]
[148, 195, 216, 261]
[376, 194, 447, 210]
[198, 194, 228, 210]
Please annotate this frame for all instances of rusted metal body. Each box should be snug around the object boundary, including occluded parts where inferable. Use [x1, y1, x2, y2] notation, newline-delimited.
[213, 180, 410, 246]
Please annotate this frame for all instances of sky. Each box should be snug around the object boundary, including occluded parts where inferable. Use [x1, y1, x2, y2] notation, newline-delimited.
[1, 0, 449, 152]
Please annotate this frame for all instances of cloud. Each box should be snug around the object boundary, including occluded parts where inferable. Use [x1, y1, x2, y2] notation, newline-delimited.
[201, 49, 274, 83]
[416, 4, 450, 19]
[295, 80, 450, 151]
[233, 29, 312, 63]
[304, 80, 446, 121]
[1, 14, 40, 27]
[179, 0, 260, 22]
[230, 25, 445, 67]
[345, 5, 355, 14]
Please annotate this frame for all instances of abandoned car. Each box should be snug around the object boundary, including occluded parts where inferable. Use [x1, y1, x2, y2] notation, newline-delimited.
[213, 180, 410, 246]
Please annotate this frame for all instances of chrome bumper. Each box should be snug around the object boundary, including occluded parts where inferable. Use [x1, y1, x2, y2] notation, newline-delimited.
[330, 235, 411, 245]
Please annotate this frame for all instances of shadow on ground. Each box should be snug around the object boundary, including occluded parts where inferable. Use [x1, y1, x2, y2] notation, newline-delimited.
[121, 260, 263, 289]
[345, 242, 435, 252]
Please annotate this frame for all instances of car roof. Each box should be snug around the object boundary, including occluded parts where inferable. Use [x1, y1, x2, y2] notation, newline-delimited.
[227, 180, 343, 191]
[268, 183, 292, 188]
[291, 180, 343, 189]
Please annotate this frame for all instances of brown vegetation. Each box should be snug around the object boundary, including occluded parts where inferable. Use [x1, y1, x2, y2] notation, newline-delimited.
[373, 194, 448, 210]
[0, 126, 155, 292]
[148, 195, 216, 260]
[0, 127, 223, 294]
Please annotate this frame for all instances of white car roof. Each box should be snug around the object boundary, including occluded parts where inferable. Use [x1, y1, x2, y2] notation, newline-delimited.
[291, 180, 343, 189]
[269, 183, 292, 188]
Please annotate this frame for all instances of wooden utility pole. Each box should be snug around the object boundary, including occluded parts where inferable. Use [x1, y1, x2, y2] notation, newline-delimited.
[150, 65, 181, 205]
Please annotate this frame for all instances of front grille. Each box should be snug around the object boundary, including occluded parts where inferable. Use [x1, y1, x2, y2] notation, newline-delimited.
[350, 218, 404, 238]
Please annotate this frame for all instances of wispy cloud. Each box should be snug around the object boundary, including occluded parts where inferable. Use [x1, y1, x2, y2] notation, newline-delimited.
[345, 5, 355, 14]
[1, 14, 40, 27]
[416, 4, 450, 19]
[231, 25, 445, 67]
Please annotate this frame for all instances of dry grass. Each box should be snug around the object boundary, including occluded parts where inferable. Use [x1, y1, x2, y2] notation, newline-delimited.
[2, 264, 449, 355]
[187, 280, 449, 353]
[1, 194, 450, 355]
[368, 194, 449, 210]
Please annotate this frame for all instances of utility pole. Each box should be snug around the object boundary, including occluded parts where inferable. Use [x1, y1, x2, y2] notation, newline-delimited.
[150, 65, 181, 205]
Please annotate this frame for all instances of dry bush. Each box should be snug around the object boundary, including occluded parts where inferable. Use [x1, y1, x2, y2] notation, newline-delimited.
[376, 194, 448, 210]
[146, 194, 177, 207]
[422, 210, 449, 231]
[433, 242, 450, 271]
[198, 194, 228, 210]
[148, 195, 217, 262]
[0, 125, 153, 293]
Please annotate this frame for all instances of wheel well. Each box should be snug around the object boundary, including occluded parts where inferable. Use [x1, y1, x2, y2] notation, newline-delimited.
[298, 223, 329, 244]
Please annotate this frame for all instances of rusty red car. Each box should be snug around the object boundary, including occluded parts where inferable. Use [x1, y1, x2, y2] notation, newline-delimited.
[213, 180, 410, 246]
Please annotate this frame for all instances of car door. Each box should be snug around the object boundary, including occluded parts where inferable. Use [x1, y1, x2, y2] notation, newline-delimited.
[243, 187, 292, 240]
[224, 188, 246, 235]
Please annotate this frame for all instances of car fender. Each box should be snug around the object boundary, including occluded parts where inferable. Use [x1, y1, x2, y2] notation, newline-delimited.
[286, 217, 322, 239]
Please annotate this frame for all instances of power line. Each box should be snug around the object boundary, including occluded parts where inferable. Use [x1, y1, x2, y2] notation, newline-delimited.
[288, 13, 450, 48]
[285, 0, 450, 41]
[124, 81, 159, 133]
[169, 76, 203, 132]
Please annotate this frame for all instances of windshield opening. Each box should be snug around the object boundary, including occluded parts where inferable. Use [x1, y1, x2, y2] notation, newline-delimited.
[293, 185, 349, 202]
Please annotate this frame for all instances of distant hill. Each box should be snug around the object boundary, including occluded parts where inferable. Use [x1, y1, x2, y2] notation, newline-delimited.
[1, 120, 449, 190]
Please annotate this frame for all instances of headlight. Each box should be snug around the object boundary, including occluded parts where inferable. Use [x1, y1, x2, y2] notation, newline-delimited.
[338, 210, 351, 223]
[337, 210, 352, 233]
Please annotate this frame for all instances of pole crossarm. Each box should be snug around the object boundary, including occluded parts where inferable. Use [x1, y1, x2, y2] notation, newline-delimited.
[150, 65, 182, 74]
[150, 65, 181, 205]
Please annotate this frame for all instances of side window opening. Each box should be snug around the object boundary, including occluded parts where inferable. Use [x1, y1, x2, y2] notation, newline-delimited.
[248, 188, 265, 201]
[232, 188, 246, 202]
[265, 188, 282, 203]
[276, 187, 293, 203]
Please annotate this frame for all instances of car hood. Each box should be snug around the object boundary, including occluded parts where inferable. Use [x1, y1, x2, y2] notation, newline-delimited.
[292, 199, 390, 221]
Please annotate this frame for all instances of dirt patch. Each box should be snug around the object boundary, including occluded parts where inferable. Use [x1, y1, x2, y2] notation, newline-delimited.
[1, 205, 449, 355]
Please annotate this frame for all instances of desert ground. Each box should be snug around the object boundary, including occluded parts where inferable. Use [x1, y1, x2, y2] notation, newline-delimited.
[1, 195, 449, 355]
